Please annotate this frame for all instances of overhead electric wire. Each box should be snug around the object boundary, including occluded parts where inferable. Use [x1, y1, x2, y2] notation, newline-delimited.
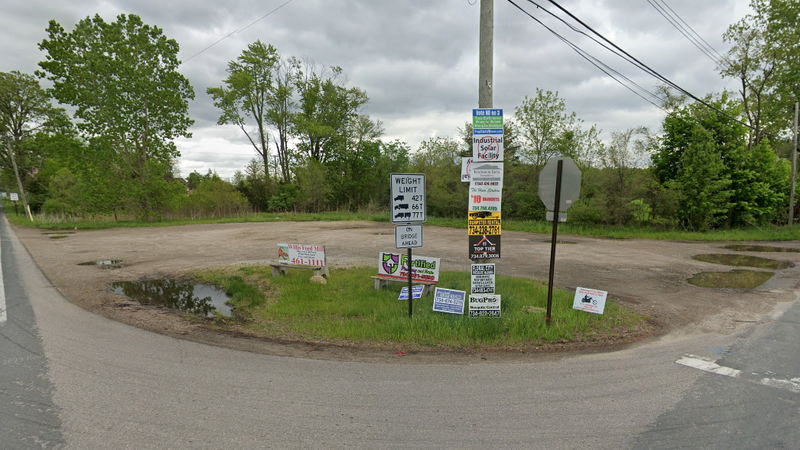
[543, 0, 757, 131]
[506, 0, 666, 111]
[183, 0, 295, 63]
[654, 0, 727, 63]
[647, 0, 721, 65]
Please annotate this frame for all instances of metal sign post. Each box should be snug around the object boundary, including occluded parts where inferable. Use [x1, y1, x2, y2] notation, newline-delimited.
[407, 248, 413, 317]
[545, 160, 563, 325]
[390, 173, 426, 318]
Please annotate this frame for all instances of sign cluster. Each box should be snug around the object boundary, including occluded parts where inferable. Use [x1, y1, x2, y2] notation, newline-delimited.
[468, 109, 504, 260]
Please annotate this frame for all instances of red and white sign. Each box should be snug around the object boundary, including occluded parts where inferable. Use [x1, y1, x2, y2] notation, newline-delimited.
[472, 133, 504, 162]
[278, 243, 326, 267]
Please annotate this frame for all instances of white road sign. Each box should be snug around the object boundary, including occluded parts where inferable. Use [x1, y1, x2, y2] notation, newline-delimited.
[395, 225, 423, 249]
[390, 173, 426, 224]
[9, 193, 19, 202]
[572, 287, 608, 315]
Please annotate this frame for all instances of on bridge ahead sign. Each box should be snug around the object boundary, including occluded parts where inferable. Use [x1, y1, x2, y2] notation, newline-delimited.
[390, 173, 426, 224]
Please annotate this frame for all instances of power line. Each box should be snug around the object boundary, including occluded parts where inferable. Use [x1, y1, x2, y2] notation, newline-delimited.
[507, 0, 666, 110]
[647, 0, 721, 65]
[543, 0, 756, 131]
[655, 0, 727, 62]
[183, 0, 296, 63]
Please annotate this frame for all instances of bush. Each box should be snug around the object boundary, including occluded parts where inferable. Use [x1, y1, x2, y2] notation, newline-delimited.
[172, 178, 251, 219]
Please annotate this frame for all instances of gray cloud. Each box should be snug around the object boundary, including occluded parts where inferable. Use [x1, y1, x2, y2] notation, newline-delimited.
[1, 0, 749, 177]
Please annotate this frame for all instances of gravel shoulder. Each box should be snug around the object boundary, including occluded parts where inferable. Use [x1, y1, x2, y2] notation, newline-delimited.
[14, 220, 800, 360]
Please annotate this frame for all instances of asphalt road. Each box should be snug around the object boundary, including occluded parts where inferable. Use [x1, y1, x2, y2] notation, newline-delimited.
[1, 214, 798, 449]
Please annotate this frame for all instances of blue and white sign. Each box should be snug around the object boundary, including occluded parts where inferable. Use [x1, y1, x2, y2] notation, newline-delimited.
[432, 288, 466, 315]
[398, 285, 425, 301]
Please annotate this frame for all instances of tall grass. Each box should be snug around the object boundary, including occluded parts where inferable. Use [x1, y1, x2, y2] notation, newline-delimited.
[197, 266, 647, 348]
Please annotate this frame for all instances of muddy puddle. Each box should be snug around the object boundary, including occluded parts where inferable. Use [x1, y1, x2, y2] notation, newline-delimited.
[111, 279, 232, 318]
[688, 270, 773, 289]
[692, 253, 791, 270]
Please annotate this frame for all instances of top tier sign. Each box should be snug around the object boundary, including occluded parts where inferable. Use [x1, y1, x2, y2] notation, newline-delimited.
[391, 173, 426, 224]
[472, 109, 503, 162]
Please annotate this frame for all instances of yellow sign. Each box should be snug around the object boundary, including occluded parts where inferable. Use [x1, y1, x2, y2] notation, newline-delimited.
[468, 211, 502, 236]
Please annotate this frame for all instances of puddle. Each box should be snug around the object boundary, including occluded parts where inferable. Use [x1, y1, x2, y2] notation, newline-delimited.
[111, 279, 232, 318]
[43, 231, 75, 235]
[687, 270, 773, 289]
[79, 259, 122, 269]
[692, 253, 792, 270]
[723, 244, 800, 253]
[49, 235, 68, 240]
[535, 239, 578, 244]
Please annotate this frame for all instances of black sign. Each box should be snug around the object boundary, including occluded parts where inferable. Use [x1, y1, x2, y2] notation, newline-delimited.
[468, 235, 501, 259]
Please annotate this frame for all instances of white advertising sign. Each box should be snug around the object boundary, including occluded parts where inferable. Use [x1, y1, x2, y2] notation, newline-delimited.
[390, 173, 426, 224]
[278, 244, 326, 266]
[9, 192, 19, 201]
[460, 157, 474, 182]
[469, 182, 502, 212]
[470, 162, 504, 184]
[472, 133, 504, 162]
[572, 287, 608, 315]
[398, 285, 425, 300]
[470, 264, 496, 294]
[395, 225, 423, 249]
[469, 294, 501, 317]
[377, 252, 440, 283]
[432, 288, 466, 315]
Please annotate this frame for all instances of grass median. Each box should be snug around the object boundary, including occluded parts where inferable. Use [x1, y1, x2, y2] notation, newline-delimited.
[194, 266, 649, 349]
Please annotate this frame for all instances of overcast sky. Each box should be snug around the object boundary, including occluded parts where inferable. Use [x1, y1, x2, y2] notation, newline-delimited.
[1, 0, 752, 178]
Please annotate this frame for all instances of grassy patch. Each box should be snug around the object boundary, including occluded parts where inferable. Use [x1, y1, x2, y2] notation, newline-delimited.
[723, 244, 800, 253]
[195, 266, 647, 349]
[687, 270, 774, 289]
[692, 253, 792, 270]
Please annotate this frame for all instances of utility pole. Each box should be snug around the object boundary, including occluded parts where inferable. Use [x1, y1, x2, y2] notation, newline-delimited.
[5, 139, 33, 221]
[479, 0, 493, 108]
[790, 101, 799, 225]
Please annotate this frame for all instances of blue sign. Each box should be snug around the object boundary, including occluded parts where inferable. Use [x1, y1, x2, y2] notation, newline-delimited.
[398, 285, 425, 300]
[432, 288, 466, 315]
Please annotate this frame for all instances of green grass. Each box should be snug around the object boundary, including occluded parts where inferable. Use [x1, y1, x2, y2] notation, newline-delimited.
[692, 253, 792, 270]
[195, 266, 648, 349]
[687, 270, 774, 289]
[7, 205, 799, 241]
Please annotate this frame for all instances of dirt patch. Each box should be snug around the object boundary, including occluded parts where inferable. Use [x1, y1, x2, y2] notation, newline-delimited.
[692, 253, 792, 270]
[687, 270, 774, 289]
[11, 222, 800, 361]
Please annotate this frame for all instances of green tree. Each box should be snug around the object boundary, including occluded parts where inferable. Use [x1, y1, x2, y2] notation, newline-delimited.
[411, 137, 466, 217]
[208, 41, 280, 180]
[0, 71, 63, 219]
[514, 88, 601, 167]
[675, 127, 732, 230]
[38, 14, 194, 218]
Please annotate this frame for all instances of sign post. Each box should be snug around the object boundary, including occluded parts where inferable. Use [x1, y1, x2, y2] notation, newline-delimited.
[391, 174, 426, 317]
[538, 157, 582, 325]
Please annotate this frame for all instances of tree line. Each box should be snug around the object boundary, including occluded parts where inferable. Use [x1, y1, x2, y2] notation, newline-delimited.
[1, 0, 797, 230]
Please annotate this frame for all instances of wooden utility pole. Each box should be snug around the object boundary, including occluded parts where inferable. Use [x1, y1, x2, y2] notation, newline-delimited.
[5, 140, 33, 221]
[790, 101, 799, 225]
[479, 0, 493, 108]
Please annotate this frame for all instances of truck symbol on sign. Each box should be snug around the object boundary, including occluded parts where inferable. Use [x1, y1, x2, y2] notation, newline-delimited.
[394, 212, 412, 219]
[394, 204, 409, 210]
[393, 195, 404, 202]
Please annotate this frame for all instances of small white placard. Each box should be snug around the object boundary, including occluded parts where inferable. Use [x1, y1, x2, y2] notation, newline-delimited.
[572, 287, 608, 315]
[460, 157, 474, 182]
[9, 192, 19, 201]
[395, 225, 423, 249]
[432, 288, 466, 315]
[470, 263, 495, 294]
[469, 294, 501, 317]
